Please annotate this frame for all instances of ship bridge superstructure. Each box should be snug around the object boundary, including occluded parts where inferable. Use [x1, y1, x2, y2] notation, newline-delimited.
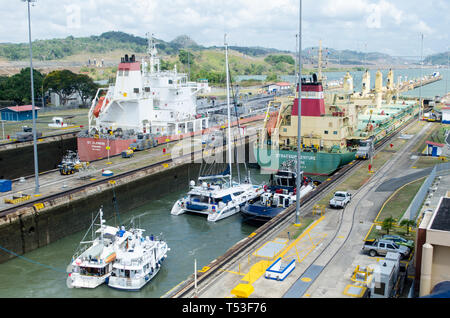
[88, 34, 207, 137]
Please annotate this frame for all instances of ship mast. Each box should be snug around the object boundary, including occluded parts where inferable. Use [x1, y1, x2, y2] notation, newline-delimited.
[318, 40, 323, 82]
[146, 32, 160, 74]
[225, 34, 233, 187]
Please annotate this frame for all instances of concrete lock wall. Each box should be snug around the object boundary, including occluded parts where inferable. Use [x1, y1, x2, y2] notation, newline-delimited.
[0, 163, 201, 264]
[0, 137, 77, 180]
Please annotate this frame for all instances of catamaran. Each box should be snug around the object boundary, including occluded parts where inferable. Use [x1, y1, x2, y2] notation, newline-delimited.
[171, 36, 263, 222]
[67, 207, 132, 289]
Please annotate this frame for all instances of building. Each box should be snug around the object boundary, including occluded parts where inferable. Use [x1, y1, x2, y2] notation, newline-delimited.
[263, 82, 292, 93]
[416, 195, 450, 297]
[425, 141, 444, 157]
[442, 107, 450, 124]
[0, 105, 40, 122]
[49, 92, 84, 107]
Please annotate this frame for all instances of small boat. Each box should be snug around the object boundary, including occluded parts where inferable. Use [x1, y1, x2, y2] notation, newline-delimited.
[108, 228, 169, 291]
[240, 169, 315, 224]
[67, 208, 132, 289]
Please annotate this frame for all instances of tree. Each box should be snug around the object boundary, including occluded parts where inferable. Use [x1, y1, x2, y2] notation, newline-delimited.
[73, 74, 98, 106]
[266, 73, 280, 82]
[179, 50, 194, 65]
[382, 216, 397, 235]
[0, 68, 44, 105]
[43, 70, 77, 106]
[400, 219, 416, 236]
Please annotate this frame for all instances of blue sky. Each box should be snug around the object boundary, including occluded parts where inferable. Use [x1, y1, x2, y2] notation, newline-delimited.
[1, 0, 449, 57]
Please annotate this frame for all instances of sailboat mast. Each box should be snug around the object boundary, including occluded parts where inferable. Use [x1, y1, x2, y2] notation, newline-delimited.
[225, 35, 233, 187]
[295, 0, 303, 225]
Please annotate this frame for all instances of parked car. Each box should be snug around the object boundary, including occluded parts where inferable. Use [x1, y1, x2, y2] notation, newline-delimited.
[362, 239, 410, 259]
[381, 235, 414, 249]
[329, 191, 352, 209]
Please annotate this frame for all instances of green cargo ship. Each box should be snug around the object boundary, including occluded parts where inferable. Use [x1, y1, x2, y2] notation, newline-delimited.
[254, 73, 418, 176]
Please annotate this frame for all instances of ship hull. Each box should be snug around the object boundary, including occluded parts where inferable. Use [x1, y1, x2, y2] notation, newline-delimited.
[254, 147, 356, 176]
[78, 112, 269, 162]
[77, 137, 135, 162]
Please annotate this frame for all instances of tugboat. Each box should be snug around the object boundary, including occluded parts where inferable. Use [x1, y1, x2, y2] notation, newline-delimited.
[67, 207, 132, 289]
[240, 163, 315, 224]
[108, 228, 169, 291]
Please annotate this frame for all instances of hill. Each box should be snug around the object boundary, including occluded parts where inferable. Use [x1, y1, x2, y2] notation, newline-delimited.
[424, 51, 449, 65]
[0, 31, 287, 62]
[1, 31, 446, 82]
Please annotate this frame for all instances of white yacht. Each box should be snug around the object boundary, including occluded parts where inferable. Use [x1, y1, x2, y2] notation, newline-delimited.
[171, 172, 264, 222]
[171, 36, 263, 222]
[67, 208, 132, 289]
[108, 228, 169, 291]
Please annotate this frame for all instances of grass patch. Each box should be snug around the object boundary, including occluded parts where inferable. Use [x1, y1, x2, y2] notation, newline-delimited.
[0, 108, 88, 141]
[277, 217, 315, 240]
[375, 178, 425, 222]
[410, 122, 442, 154]
[365, 224, 416, 241]
[413, 156, 448, 169]
[316, 137, 409, 206]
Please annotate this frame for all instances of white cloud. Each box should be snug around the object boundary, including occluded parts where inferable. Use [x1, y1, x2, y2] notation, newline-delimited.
[1, 0, 447, 56]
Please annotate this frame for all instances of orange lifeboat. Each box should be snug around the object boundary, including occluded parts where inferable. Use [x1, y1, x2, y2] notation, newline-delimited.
[93, 97, 109, 118]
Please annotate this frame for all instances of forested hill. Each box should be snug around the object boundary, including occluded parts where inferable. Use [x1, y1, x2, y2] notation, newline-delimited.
[0, 30, 417, 65]
[0, 31, 289, 61]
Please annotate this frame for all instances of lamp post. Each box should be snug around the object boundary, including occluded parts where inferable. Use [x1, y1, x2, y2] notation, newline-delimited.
[295, 0, 302, 226]
[23, 0, 40, 194]
[419, 33, 423, 122]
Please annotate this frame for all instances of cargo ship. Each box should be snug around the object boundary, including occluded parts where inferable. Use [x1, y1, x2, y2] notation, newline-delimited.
[254, 69, 419, 175]
[77, 34, 210, 162]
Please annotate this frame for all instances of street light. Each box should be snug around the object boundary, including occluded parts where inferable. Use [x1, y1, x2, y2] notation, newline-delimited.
[295, 0, 302, 226]
[23, 0, 40, 194]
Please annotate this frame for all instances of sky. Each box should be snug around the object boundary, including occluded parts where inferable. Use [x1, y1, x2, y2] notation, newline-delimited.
[1, 0, 449, 57]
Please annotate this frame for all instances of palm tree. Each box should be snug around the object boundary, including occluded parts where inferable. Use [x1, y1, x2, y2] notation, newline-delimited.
[382, 216, 397, 235]
[400, 219, 416, 236]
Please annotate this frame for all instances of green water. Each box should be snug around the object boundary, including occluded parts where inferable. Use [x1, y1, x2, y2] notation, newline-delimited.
[0, 167, 271, 298]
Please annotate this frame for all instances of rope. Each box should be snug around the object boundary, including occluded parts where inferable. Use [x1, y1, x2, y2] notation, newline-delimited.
[0, 244, 66, 273]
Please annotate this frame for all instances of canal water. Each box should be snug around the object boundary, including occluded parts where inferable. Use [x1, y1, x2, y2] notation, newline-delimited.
[237, 67, 449, 98]
[0, 166, 276, 298]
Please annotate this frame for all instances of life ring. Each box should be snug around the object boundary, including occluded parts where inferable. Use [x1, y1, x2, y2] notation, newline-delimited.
[75, 259, 81, 265]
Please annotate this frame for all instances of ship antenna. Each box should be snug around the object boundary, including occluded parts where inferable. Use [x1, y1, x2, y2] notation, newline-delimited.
[295, 0, 303, 226]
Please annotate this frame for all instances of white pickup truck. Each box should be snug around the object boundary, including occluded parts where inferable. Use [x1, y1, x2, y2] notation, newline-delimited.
[329, 191, 352, 209]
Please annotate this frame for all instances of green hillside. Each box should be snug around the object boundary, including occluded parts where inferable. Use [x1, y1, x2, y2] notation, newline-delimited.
[424, 51, 449, 65]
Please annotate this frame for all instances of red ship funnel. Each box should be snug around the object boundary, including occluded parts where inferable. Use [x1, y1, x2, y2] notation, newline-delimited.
[292, 82, 325, 117]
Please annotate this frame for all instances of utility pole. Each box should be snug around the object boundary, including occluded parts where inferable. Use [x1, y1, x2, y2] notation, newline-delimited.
[446, 47, 449, 96]
[419, 33, 424, 122]
[295, 0, 302, 226]
[24, 0, 40, 194]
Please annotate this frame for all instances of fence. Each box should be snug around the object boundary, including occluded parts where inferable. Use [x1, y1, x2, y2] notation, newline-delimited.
[406, 162, 450, 221]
